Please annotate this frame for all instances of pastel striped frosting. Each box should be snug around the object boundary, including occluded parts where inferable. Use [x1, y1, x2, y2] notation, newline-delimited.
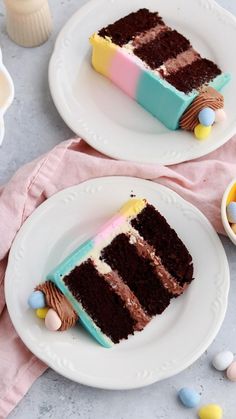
[47, 199, 194, 347]
[47, 199, 148, 347]
[89, 9, 231, 130]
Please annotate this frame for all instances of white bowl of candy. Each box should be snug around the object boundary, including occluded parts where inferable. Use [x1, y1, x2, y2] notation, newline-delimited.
[221, 178, 236, 245]
[0, 47, 14, 145]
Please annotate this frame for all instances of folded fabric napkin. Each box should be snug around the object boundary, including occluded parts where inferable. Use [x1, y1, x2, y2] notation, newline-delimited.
[0, 137, 236, 418]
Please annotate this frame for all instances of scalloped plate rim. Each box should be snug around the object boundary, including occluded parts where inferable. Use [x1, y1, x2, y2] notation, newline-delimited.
[4, 176, 230, 389]
[49, 0, 236, 165]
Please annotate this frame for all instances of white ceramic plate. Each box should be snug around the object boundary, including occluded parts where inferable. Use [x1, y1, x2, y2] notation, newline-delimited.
[5, 177, 230, 389]
[0, 48, 14, 145]
[49, 0, 236, 165]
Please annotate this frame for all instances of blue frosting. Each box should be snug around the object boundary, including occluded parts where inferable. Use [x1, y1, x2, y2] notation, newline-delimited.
[47, 239, 113, 348]
[209, 72, 231, 91]
[136, 71, 196, 130]
[48, 273, 113, 348]
[48, 239, 93, 279]
[136, 71, 231, 130]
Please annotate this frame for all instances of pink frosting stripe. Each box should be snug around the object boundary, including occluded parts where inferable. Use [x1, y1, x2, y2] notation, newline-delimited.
[108, 49, 141, 98]
[94, 214, 125, 245]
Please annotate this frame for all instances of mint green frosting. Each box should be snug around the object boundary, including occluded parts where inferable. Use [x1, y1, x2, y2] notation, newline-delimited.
[136, 71, 231, 130]
[48, 239, 93, 279]
[48, 269, 113, 348]
[47, 238, 113, 348]
[209, 72, 231, 91]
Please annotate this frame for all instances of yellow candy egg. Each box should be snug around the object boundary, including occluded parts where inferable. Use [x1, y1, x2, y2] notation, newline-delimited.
[36, 307, 49, 319]
[231, 223, 236, 234]
[198, 404, 223, 419]
[194, 124, 212, 140]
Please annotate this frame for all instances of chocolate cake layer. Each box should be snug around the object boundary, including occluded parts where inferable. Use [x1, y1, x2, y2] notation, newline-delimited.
[98, 8, 164, 47]
[134, 30, 191, 70]
[101, 233, 171, 316]
[131, 204, 193, 285]
[97, 8, 224, 96]
[103, 271, 150, 331]
[164, 58, 222, 93]
[63, 259, 135, 343]
[132, 234, 188, 296]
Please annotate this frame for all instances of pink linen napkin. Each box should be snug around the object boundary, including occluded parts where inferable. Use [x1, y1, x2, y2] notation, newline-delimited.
[0, 136, 236, 418]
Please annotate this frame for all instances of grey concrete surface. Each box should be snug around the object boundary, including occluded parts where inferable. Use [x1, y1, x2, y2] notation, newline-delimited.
[0, 1, 236, 418]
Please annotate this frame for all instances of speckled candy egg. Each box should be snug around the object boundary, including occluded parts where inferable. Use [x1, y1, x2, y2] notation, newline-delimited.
[45, 308, 62, 331]
[178, 387, 201, 408]
[226, 361, 236, 381]
[226, 202, 236, 223]
[28, 290, 45, 309]
[215, 109, 227, 123]
[194, 124, 212, 140]
[198, 404, 223, 419]
[212, 350, 234, 371]
[198, 107, 215, 127]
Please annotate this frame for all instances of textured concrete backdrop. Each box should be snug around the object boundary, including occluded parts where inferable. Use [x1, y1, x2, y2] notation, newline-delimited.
[0, 1, 235, 418]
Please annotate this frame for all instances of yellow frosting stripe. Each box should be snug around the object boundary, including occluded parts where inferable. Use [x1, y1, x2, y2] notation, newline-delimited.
[89, 33, 117, 77]
[119, 199, 146, 217]
[227, 183, 236, 205]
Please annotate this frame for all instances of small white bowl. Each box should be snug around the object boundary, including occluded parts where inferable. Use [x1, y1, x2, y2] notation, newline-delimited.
[221, 178, 236, 245]
[0, 47, 14, 145]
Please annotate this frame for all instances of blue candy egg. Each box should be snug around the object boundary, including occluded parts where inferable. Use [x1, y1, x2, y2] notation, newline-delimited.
[198, 107, 215, 127]
[226, 202, 236, 223]
[28, 290, 45, 309]
[178, 387, 201, 408]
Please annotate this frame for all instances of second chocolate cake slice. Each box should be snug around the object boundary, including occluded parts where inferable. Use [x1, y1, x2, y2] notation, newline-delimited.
[47, 199, 194, 347]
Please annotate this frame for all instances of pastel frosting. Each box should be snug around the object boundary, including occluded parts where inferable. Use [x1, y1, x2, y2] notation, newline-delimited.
[90, 33, 230, 130]
[41, 197, 194, 347]
[46, 199, 149, 347]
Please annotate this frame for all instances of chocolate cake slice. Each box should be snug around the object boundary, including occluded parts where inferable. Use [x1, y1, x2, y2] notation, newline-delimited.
[47, 199, 194, 348]
[90, 8, 230, 131]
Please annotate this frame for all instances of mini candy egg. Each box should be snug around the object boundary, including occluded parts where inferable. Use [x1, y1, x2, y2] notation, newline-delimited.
[28, 290, 45, 309]
[231, 224, 236, 234]
[45, 308, 62, 331]
[226, 361, 236, 381]
[36, 307, 49, 319]
[215, 109, 227, 123]
[178, 387, 201, 408]
[194, 124, 212, 140]
[226, 202, 236, 223]
[198, 107, 215, 127]
[212, 350, 234, 371]
[198, 404, 223, 419]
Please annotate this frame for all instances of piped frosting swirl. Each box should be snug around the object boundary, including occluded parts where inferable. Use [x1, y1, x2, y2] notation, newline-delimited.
[180, 87, 224, 131]
[36, 281, 78, 331]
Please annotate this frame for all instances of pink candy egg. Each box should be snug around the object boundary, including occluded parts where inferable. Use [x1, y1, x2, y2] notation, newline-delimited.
[215, 109, 227, 123]
[45, 308, 62, 331]
[226, 361, 236, 382]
